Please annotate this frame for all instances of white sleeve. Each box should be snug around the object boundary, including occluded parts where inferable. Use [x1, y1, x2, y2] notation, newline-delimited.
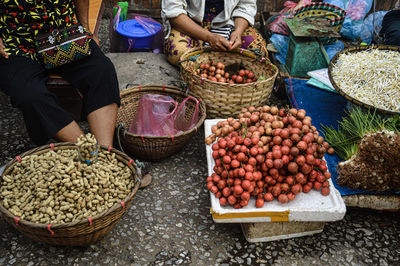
[231, 0, 257, 26]
[161, 0, 188, 19]
[161, 0, 188, 38]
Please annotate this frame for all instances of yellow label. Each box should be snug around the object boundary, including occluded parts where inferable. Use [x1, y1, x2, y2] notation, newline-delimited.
[210, 208, 290, 222]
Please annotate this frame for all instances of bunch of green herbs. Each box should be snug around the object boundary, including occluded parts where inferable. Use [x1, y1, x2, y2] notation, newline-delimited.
[321, 106, 400, 160]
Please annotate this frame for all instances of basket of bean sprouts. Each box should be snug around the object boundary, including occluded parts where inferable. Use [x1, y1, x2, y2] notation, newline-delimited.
[328, 45, 400, 115]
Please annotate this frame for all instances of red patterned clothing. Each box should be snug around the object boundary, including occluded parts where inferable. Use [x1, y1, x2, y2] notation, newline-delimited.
[0, 0, 78, 61]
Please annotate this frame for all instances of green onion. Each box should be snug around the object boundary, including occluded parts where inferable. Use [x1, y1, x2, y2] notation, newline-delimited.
[321, 106, 400, 160]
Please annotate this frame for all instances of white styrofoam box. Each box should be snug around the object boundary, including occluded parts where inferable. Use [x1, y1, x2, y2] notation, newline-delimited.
[205, 119, 346, 223]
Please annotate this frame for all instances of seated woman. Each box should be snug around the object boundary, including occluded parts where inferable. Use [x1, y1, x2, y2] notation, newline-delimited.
[380, 2, 400, 46]
[161, 0, 267, 66]
[0, 0, 119, 147]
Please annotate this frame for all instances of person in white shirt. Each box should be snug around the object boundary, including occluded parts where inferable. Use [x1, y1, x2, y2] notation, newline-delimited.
[161, 0, 267, 65]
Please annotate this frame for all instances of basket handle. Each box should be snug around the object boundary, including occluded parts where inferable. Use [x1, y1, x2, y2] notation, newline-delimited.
[247, 48, 265, 58]
[171, 80, 190, 96]
[178, 54, 201, 64]
[116, 123, 127, 154]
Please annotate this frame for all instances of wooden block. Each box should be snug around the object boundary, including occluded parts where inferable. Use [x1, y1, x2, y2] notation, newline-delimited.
[242, 221, 325, 242]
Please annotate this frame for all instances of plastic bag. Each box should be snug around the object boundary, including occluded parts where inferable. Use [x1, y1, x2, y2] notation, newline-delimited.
[324, 40, 344, 59]
[270, 33, 289, 64]
[129, 94, 178, 136]
[307, 68, 336, 93]
[324, 0, 373, 40]
[342, 0, 373, 40]
[360, 11, 388, 45]
[173, 96, 200, 132]
[109, 6, 128, 52]
[128, 94, 200, 136]
[265, 0, 312, 36]
[135, 16, 159, 35]
[307, 78, 338, 93]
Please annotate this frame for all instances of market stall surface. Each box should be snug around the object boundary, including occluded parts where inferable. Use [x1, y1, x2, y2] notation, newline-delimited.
[1, 17, 400, 266]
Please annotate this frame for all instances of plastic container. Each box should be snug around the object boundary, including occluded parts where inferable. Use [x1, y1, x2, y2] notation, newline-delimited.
[204, 119, 346, 223]
[116, 18, 162, 52]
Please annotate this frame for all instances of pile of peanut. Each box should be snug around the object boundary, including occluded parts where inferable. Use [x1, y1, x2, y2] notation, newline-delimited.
[0, 135, 135, 224]
[77, 133, 98, 164]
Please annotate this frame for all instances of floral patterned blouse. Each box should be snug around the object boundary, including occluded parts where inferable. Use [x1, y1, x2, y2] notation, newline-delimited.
[0, 0, 78, 61]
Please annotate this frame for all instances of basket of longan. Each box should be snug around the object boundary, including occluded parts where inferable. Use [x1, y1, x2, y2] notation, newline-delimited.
[0, 134, 140, 246]
[179, 47, 279, 118]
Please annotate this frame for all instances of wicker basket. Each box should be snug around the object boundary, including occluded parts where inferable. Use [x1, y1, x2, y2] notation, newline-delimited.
[180, 47, 279, 118]
[0, 143, 140, 246]
[328, 45, 400, 116]
[116, 85, 207, 161]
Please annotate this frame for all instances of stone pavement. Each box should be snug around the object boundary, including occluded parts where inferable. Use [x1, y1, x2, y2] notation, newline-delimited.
[1, 17, 400, 266]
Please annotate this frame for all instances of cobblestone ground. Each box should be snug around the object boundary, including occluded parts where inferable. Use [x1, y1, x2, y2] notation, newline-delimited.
[0, 15, 399, 266]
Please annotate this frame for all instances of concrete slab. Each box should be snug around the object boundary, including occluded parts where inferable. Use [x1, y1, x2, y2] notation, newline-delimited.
[106, 53, 182, 90]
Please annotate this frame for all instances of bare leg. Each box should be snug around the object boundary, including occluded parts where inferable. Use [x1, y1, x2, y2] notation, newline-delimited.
[54, 121, 83, 142]
[87, 103, 118, 147]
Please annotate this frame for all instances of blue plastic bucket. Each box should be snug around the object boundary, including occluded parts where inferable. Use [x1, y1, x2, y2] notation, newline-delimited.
[116, 19, 162, 51]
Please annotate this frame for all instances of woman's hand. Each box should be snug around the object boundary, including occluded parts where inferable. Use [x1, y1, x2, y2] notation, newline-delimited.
[229, 17, 248, 51]
[0, 38, 9, 59]
[229, 30, 242, 50]
[207, 32, 231, 51]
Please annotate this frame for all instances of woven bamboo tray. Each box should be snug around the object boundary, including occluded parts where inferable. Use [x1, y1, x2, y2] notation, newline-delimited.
[0, 143, 140, 246]
[328, 45, 400, 116]
[116, 85, 207, 161]
[180, 47, 279, 118]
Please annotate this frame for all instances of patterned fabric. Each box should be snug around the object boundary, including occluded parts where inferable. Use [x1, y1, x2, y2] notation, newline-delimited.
[0, 0, 79, 61]
[164, 26, 268, 66]
[294, 3, 346, 31]
[294, 3, 346, 44]
[36, 24, 91, 69]
[164, 29, 202, 65]
[241, 27, 268, 57]
[204, 0, 225, 23]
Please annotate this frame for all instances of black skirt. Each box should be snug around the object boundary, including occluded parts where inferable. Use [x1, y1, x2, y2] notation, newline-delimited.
[0, 41, 120, 145]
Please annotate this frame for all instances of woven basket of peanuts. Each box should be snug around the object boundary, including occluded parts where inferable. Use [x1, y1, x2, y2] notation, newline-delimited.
[180, 47, 279, 118]
[0, 134, 140, 246]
